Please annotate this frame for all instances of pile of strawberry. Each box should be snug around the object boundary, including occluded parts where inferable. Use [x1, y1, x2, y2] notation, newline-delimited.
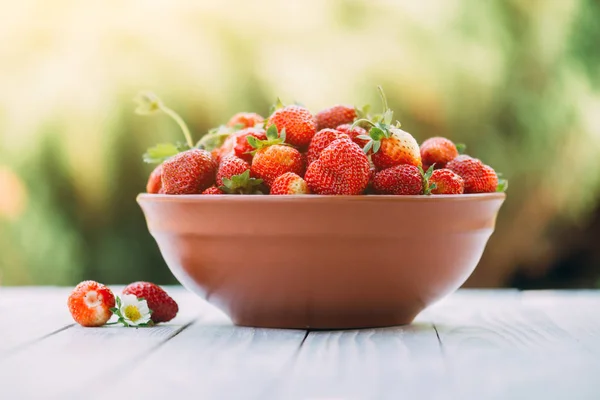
[139, 87, 506, 196]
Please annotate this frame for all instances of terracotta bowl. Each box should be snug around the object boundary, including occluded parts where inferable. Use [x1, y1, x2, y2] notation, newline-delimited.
[137, 193, 505, 329]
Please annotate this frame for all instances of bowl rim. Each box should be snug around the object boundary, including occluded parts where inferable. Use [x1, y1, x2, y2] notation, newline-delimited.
[137, 192, 506, 203]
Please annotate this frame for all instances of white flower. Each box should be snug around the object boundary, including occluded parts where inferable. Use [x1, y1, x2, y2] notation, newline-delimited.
[116, 294, 152, 327]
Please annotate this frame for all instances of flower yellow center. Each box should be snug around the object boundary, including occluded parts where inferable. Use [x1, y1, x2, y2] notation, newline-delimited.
[124, 305, 142, 322]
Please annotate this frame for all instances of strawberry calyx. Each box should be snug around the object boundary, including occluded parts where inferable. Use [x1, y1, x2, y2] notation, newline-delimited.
[350, 86, 401, 155]
[496, 172, 508, 192]
[419, 164, 437, 195]
[219, 170, 264, 194]
[246, 124, 288, 153]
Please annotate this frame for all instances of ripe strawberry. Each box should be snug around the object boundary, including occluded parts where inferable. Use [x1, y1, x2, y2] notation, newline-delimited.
[373, 164, 423, 195]
[249, 125, 303, 187]
[446, 155, 498, 193]
[336, 124, 369, 149]
[270, 172, 310, 195]
[161, 149, 217, 194]
[420, 137, 459, 170]
[146, 164, 163, 194]
[202, 186, 225, 194]
[233, 128, 267, 163]
[123, 282, 179, 323]
[300, 152, 309, 173]
[353, 87, 421, 170]
[68, 281, 116, 327]
[370, 127, 421, 170]
[226, 112, 264, 129]
[315, 105, 356, 131]
[267, 104, 317, 148]
[365, 166, 377, 194]
[216, 155, 250, 187]
[429, 168, 464, 194]
[305, 137, 370, 195]
[307, 129, 347, 165]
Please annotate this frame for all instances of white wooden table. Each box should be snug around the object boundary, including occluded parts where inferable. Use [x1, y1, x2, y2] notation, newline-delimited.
[1, 287, 599, 399]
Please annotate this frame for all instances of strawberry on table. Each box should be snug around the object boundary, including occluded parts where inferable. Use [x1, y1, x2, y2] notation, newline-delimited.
[305, 137, 370, 195]
[315, 105, 356, 131]
[267, 103, 317, 148]
[123, 282, 179, 323]
[446, 155, 498, 193]
[161, 149, 217, 194]
[226, 112, 264, 129]
[68, 281, 116, 327]
[146, 164, 163, 194]
[373, 164, 423, 195]
[429, 168, 464, 194]
[270, 172, 310, 195]
[420, 137, 459, 170]
[249, 125, 303, 187]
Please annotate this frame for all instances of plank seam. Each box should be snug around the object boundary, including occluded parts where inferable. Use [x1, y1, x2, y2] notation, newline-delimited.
[0, 323, 75, 359]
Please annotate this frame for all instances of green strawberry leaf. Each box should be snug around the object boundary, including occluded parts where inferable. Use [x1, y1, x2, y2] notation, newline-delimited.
[266, 124, 279, 141]
[382, 109, 394, 126]
[369, 127, 386, 141]
[355, 104, 371, 120]
[268, 97, 285, 116]
[372, 140, 381, 154]
[363, 141, 373, 154]
[496, 178, 508, 192]
[357, 135, 371, 141]
[196, 125, 234, 151]
[143, 143, 181, 164]
[279, 128, 287, 143]
[455, 143, 467, 154]
[420, 164, 436, 195]
[246, 135, 262, 149]
[220, 170, 265, 194]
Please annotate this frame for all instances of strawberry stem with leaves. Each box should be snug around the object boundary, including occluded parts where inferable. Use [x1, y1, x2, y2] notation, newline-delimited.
[135, 92, 194, 149]
[351, 85, 399, 154]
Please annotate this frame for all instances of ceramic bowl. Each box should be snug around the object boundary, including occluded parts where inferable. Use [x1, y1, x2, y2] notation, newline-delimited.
[137, 193, 505, 329]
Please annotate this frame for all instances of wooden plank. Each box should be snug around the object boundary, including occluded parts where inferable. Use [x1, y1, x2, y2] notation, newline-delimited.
[100, 312, 307, 399]
[522, 290, 600, 355]
[428, 290, 600, 400]
[274, 321, 448, 400]
[0, 287, 74, 355]
[0, 287, 207, 399]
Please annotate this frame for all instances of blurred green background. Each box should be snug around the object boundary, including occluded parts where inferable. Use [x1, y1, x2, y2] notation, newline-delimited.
[1, 0, 599, 288]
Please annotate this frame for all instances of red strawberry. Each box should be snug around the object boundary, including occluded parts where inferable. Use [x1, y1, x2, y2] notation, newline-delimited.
[249, 125, 304, 187]
[123, 282, 179, 323]
[68, 281, 116, 327]
[429, 168, 464, 194]
[305, 137, 370, 195]
[233, 128, 267, 163]
[146, 164, 163, 194]
[336, 124, 369, 149]
[365, 166, 377, 194]
[211, 133, 237, 163]
[300, 152, 309, 174]
[373, 164, 423, 195]
[270, 172, 310, 195]
[307, 129, 347, 165]
[267, 104, 317, 148]
[370, 127, 421, 170]
[315, 105, 356, 130]
[161, 149, 217, 194]
[420, 137, 459, 170]
[216, 155, 250, 187]
[202, 186, 225, 194]
[446, 155, 498, 193]
[226, 112, 264, 129]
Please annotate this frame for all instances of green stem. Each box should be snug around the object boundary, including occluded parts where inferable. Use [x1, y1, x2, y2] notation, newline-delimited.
[350, 118, 376, 130]
[377, 85, 389, 112]
[160, 105, 194, 149]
